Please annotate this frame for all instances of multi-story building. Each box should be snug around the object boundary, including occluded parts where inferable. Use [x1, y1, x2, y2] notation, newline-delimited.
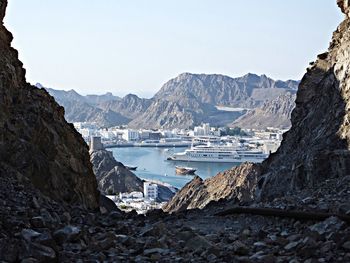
[143, 182, 158, 200]
[122, 129, 139, 142]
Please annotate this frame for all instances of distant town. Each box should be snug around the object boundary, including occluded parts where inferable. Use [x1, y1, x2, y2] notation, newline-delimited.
[75, 122, 286, 154]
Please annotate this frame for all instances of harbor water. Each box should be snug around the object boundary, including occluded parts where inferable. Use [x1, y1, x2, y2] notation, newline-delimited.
[110, 147, 239, 189]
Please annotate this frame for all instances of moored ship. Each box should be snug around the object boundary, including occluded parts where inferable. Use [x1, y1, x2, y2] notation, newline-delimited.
[175, 166, 197, 175]
[167, 144, 268, 163]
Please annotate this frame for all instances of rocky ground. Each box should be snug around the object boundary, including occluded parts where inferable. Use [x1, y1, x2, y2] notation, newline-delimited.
[1, 166, 350, 262]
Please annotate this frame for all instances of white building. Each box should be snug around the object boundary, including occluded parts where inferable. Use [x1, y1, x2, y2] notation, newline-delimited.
[122, 129, 139, 142]
[119, 191, 144, 200]
[143, 182, 158, 200]
[194, 123, 210, 136]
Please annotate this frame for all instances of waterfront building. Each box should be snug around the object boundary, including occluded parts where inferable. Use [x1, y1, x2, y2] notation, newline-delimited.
[122, 129, 139, 142]
[143, 182, 158, 200]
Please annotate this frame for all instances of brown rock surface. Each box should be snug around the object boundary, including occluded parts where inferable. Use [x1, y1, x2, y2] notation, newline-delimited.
[257, 0, 350, 200]
[0, 0, 98, 209]
[164, 163, 261, 212]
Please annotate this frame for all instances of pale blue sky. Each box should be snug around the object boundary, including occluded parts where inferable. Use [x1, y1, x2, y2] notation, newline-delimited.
[5, 1, 343, 98]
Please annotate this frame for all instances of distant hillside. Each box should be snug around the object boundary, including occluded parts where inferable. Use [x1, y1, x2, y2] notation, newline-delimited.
[153, 73, 298, 108]
[130, 73, 299, 129]
[38, 73, 299, 129]
[99, 94, 152, 120]
[232, 92, 296, 129]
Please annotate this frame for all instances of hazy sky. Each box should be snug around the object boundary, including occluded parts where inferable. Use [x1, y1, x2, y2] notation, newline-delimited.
[5, 1, 343, 98]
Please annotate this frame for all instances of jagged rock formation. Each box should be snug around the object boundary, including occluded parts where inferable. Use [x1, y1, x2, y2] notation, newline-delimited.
[0, 1, 98, 209]
[257, 1, 350, 200]
[90, 149, 143, 194]
[130, 73, 298, 129]
[165, 0, 350, 212]
[232, 92, 296, 129]
[163, 163, 261, 212]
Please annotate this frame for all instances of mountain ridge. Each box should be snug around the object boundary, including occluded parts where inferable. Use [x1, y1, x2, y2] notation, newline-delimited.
[41, 73, 299, 129]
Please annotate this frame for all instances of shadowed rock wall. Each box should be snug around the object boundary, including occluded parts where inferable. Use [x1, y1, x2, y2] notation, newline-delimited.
[0, 0, 99, 209]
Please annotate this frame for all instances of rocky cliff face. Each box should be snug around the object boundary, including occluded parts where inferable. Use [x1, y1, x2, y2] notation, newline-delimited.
[232, 92, 296, 129]
[165, 1, 350, 212]
[257, 2, 350, 200]
[90, 149, 143, 194]
[0, 1, 99, 209]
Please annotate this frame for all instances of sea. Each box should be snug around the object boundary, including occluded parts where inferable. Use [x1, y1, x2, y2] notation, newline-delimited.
[110, 147, 239, 189]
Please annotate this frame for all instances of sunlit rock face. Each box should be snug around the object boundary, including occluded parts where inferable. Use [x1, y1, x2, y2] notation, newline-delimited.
[258, 0, 350, 200]
[0, 0, 99, 209]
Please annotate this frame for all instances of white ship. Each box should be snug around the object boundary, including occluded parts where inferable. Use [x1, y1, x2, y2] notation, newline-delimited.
[167, 144, 268, 163]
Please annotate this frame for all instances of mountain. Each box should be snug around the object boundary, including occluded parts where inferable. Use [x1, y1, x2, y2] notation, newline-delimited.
[153, 73, 299, 107]
[85, 92, 120, 105]
[99, 93, 152, 120]
[129, 73, 299, 129]
[42, 73, 299, 129]
[42, 86, 130, 127]
[60, 100, 130, 127]
[41, 85, 119, 105]
[232, 92, 296, 129]
[164, 0, 350, 213]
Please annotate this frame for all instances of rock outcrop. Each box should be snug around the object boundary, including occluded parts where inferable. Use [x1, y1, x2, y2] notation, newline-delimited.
[90, 149, 143, 194]
[165, 0, 350, 212]
[0, 1, 99, 209]
[232, 92, 296, 129]
[257, 1, 350, 200]
[163, 163, 261, 212]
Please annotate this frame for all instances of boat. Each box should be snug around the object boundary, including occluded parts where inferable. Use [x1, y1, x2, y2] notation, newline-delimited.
[167, 143, 268, 163]
[125, 165, 137, 171]
[175, 166, 197, 175]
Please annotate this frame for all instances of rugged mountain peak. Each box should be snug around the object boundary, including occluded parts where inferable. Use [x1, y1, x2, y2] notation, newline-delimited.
[338, 0, 350, 15]
[0, 0, 99, 209]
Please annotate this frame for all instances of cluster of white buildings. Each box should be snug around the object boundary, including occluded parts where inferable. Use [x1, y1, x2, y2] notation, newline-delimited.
[75, 121, 286, 155]
[73, 122, 224, 143]
[107, 182, 162, 214]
